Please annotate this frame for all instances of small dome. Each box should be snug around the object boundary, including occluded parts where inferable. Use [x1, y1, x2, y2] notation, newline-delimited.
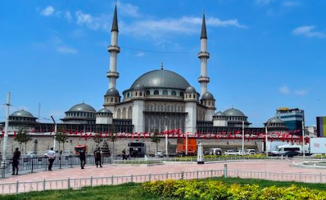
[214, 111, 226, 117]
[97, 108, 112, 114]
[201, 92, 214, 100]
[266, 117, 284, 124]
[224, 108, 245, 117]
[185, 86, 196, 93]
[11, 110, 35, 118]
[134, 84, 145, 90]
[68, 103, 96, 112]
[106, 88, 120, 96]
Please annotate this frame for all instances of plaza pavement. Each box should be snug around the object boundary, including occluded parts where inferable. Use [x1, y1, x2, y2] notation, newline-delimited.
[1, 159, 324, 184]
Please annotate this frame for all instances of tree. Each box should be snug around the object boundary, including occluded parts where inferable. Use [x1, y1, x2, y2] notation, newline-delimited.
[151, 129, 161, 152]
[109, 126, 117, 158]
[93, 132, 103, 146]
[14, 126, 32, 153]
[55, 127, 69, 151]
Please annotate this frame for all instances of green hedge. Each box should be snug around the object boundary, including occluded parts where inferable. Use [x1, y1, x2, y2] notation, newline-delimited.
[142, 179, 326, 199]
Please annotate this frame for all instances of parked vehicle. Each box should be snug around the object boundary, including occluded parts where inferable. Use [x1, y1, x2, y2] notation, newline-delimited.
[128, 141, 146, 157]
[271, 145, 302, 156]
[224, 150, 241, 156]
[209, 148, 222, 156]
[155, 150, 163, 157]
[246, 149, 256, 155]
[25, 151, 37, 158]
[283, 151, 300, 157]
[176, 139, 197, 156]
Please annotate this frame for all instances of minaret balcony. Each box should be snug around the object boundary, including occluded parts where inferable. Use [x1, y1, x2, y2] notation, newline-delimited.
[198, 52, 210, 59]
[106, 71, 119, 78]
[108, 45, 121, 53]
[198, 76, 210, 83]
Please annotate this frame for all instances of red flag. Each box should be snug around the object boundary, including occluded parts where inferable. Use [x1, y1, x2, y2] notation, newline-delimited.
[13, 131, 17, 138]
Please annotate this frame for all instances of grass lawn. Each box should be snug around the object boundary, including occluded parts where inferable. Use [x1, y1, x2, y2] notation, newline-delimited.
[2, 177, 326, 200]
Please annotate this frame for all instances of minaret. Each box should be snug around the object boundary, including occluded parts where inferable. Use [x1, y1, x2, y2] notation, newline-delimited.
[107, 5, 120, 89]
[198, 13, 210, 97]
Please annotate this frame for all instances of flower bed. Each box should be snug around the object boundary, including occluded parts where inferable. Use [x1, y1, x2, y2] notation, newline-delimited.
[142, 179, 326, 199]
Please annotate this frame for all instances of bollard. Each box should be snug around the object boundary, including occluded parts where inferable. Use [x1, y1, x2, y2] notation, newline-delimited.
[211, 169, 213, 178]
[149, 173, 151, 181]
[224, 164, 228, 179]
[68, 177, 71, 189]
[43, 179, 46, 191]
[181, 171, 184, 180]
[320, 173, 322, 183]
[90, 176, 93, 187]
[196, 170, 199, 180]
[264, 170, 267, 179]
[166, 172, 169, 180]
[16, 181, 19, 194]
[111, 175, 114, 185]
[131, 174, 133, 183]
[31, 158, 34, 173]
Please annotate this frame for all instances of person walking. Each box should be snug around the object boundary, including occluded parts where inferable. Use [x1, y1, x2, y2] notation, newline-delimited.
[79, 148, 86, 169]
[94, 147, 102, 168]
[46, 148, 56, 171]
[12, 148, 21, 175]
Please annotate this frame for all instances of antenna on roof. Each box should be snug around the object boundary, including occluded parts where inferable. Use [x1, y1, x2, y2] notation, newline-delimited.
[161, 62, 164, 70]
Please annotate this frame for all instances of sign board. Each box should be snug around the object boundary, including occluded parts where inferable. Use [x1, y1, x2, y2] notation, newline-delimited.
[310, 138, 326, 154]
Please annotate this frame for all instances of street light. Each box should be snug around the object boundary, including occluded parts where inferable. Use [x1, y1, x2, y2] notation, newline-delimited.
[241, 121, 245, 155]
[50, 116, 57, 150]
[1, 92, 10, 178]
[302, 120, 305, 158]
[265, 120, 272, 157]
[165, 116, 169, 158]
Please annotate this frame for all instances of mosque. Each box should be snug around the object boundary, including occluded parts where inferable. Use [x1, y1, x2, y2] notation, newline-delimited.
[1, 6, 290, 136]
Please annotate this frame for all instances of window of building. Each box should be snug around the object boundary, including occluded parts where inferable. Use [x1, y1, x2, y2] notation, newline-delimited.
[163, 90, 168, 95]
[140, 92, 142, 96]
[111, 98, 113, 102]
[171, 91, 176, 96]
[154, 90, 159, 95]
[146, 90, 150, 96]
[180, 92, 184, 98]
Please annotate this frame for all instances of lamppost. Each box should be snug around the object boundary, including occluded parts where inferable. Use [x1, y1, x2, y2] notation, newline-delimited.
[50, 116, 57, 150]
[165, 116, 169, 158]
[241, 121, 245, 155]
[265, 120, 272, 157]
[1, 92, 10, 178]
[302, 120, 305, 158]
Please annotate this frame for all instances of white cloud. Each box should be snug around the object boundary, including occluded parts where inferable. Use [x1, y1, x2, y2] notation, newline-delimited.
[75, 11, 109, 30]
[117, 1, 140, 17]
[295, 90, 308, 96]
[136, 52, 144, 57]
[292, 26, 325, 38]
[65, 11, 72, 22]
[56, 46, 78, 54]
[279, 86, 290, 94]
[41, 6, 55, 16]
[120, 16, 246, 37]
[255, 0, 274, 5]
[282, 1, 301, 7]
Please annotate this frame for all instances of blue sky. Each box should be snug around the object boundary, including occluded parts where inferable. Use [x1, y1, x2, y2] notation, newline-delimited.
[0, 0, 325, 127]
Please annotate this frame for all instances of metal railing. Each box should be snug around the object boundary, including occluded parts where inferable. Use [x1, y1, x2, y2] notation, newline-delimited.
[0, 155, 112, 177]
[1, 165, 326, 195]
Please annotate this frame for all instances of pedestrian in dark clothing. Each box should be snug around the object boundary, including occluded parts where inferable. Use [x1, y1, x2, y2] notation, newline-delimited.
[122, 149, 126, 160]
[94, 147, 102, 168]
[79, 149, 86, 169]
[12, 148, 21, 175]
[46, 147, 56, 171]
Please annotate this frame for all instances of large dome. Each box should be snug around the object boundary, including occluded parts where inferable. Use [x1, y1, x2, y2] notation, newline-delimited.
[130, 69, 190, 90]
[11, 110, 35, 118]
[224, 108, 245, 117]
[68, 103, 96, 112]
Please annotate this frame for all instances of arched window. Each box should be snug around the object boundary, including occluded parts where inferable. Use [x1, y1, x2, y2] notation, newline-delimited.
[193, 94, 195, 98]
[171, 91, 176, 96]
[180, 92, 184, 98]
[163, 90, 168, 95]
[154, 90, 159, 95]
[146, 90, 150, 96]
[111, 98, 113, 102]
[127, 93, 130, 97]
[140, 92, 142, 96]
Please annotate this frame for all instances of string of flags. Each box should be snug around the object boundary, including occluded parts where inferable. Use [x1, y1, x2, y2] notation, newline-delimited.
[0, 129, 310, 144]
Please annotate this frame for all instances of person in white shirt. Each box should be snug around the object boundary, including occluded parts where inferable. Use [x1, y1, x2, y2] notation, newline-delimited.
[47, 148, 56, 171]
